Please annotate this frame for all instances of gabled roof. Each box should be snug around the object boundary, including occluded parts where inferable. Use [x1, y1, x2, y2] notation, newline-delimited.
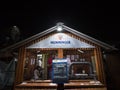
[0, 22, 117, 52]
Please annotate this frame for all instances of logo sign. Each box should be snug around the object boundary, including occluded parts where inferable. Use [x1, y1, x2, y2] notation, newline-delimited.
[50, 34, 70, 44]
[27, 33, 95, 48]
[58, 35, 63, 40]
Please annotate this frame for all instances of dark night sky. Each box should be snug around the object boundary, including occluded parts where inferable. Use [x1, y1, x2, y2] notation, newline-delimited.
[0, 1, 120, 49]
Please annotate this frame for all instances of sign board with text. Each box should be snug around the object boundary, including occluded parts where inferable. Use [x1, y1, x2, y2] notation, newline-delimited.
[52, 59, 69, 84]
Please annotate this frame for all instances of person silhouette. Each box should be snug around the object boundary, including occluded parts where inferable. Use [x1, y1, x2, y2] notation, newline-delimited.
[33, 66, 42, 80]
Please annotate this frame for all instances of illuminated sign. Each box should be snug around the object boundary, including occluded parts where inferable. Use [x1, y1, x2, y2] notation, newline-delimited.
[27, 33, 95, 48]
[50, 41, 70, 44]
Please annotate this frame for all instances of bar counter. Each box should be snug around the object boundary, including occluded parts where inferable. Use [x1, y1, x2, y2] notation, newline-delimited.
[15, 80, 107, 90]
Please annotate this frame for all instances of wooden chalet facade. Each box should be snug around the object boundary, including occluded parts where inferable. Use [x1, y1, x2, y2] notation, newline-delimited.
[0, 23, 117, 90]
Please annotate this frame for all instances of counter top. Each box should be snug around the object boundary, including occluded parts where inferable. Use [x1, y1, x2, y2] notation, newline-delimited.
[16, 80, 105, 89]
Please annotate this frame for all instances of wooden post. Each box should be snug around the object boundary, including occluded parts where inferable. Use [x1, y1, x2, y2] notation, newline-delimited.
[58, 48, 63, 58]
[94, 48, 100, 81]
[14, 46, 26, 85]
[94, 47, 106, 84]
[57, 48, 64, 90]
[97, 47, 106, 84]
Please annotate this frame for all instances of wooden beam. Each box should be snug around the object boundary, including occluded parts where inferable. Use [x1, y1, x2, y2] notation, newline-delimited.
[94, 48, 100, 81]
[58, 48, 63, 58]
[97, 47, 106, 84]
[94, 47, 106, 84]
[15, 46, 26, 85]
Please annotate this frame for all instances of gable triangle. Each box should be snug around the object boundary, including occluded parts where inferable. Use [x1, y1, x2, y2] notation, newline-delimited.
[27, 33, 95, 49]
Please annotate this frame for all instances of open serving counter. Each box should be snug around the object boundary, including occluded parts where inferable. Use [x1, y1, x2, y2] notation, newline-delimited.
[15, 80, 107, 90]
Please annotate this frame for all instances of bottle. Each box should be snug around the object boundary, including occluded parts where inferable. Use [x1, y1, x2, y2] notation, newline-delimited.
[82, 70, 85, 74]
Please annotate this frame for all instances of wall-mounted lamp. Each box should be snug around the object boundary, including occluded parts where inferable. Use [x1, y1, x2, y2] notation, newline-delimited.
[56, 22, 63, 31]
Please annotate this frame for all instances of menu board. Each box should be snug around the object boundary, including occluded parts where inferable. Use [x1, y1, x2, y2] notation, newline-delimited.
[52, 59, 69, 83]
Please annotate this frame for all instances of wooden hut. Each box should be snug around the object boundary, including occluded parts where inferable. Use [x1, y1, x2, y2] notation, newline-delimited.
[0, 22, 117, 90]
